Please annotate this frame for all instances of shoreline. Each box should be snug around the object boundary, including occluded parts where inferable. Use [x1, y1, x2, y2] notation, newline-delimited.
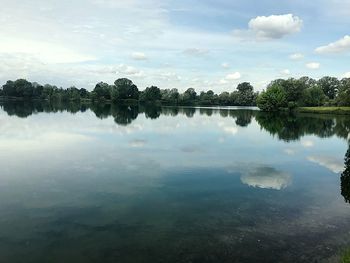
[297, 107, 350, 115]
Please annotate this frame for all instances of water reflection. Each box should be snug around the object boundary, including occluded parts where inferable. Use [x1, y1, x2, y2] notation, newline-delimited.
[341, 146, 350, 203]
[308, 155, 344, 173]
[1, 101, 350, 262]
[255, 112, 350, 141]
[240, 166, 291, 190]
[2, 101, 350, 142]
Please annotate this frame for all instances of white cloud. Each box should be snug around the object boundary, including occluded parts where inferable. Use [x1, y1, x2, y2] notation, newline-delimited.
[225, 72, 241, 80]
[183, 48, 209, 56]
[158, 71, 181, 81]
[248, 14, 303, 40]
[219, 79, 228, 85]
[281, 69, 290, 75]
[221, 62, 230, 69]
[289, 53, 304, 60]
[0, 37, 96, 64]
[86, 64, 145, 78]
[131, 52, 148, 60]
[306, 62, 320, 70]
[315, 35, 350, 54]
[117, 64, 145, 77]
[0, 0, 347, 92]
[343, 72, 350, 78]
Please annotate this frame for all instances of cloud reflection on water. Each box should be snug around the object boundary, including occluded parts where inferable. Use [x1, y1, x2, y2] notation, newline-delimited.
[307, 155, 343, 173]
[240, 166, 291, 190]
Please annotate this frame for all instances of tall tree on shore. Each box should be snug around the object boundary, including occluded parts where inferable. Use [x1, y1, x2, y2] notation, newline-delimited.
[317, 76, 340, 100]
[236, 82, 256, 106]
[112, 78, 139, 101]
[257, 84, 287, 111]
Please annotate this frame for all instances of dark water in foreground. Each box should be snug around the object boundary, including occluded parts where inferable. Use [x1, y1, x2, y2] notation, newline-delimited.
[1, 101, 350, 263]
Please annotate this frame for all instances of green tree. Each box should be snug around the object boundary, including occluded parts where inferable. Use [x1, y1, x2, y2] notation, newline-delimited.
[180, 88, 197, 105]
[79, 88, 89, 99]
[337, 78, 350, 106]
[140, 86, 161, 102]
[2, 80, 16, 96]
[236, 82, 256, 106]
[113, 78, 139, 101]
[282, 78, 305, 105]
[199, 90, 217, 105]
[230, 91, 239, 105]
[218, 91, 230, 105]
[93, 82, 111, 101]
[257, 85, 287, 111]
[161, 88, 179, 104]
[302, 86, 326, 106]
[317, 76, 340, 100]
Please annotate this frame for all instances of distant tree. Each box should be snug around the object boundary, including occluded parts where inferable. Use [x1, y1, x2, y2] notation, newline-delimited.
[282, 78, 305, 105]
[317, 76, 340, 100]
[41, 84, 57, 100]
[140, 86, 161, 102]
[2, 79, 34, 98]
[302, 86, 326, 106]
[161, 88, 179, 104]
[299, 76, 317, 88]
[184, 88, 197, 100]
[337, 78, 350, 106]
[93, 82, 111, 101]
[235, 82, 256, 106]
[257, 85, 287, 111]
[113, 78, 139, 101]
[79, 88, 89, 99]
[1, 75, 348, 109]
[2, 80, 16, 96]
[32, 84, 44, 98]
[218, 91, 230, 105]
[230, 91, 239, 105]
[179, 88, 197, 105]
[14, 79, 34, 98]
[198, 90, 217, 105]
[68, 86, 81, 101]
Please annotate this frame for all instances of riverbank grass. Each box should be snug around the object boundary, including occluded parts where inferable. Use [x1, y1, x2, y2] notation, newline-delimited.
[298, 107, 350, 115]
[341, 248, 350, 263]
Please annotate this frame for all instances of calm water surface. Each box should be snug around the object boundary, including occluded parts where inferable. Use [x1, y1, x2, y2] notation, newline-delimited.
[0, 102, 350, 263]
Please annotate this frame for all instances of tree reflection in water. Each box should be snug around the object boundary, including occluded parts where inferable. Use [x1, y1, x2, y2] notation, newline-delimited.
[341, 146, 350, 203]
[2, 100, 350, 203]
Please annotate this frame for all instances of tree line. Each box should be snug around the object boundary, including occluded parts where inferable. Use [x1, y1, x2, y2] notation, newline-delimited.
[257, 76, 350, 111]
[0, 78, 257, 106]
[2, 76, 350, 109]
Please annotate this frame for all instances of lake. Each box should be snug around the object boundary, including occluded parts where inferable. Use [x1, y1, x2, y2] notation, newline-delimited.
[0, 101, 350, 263]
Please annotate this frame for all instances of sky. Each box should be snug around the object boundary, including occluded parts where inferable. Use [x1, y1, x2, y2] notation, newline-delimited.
[0, 0, 349, 92]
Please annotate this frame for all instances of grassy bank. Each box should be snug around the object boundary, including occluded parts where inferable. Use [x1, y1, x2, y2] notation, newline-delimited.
[341, 248, 350, 263]
[297, 107, 350, 115]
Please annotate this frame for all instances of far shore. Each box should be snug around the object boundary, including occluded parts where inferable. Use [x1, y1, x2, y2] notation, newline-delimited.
[297, 107, 350, 115]
[2, 96, 350, 116]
